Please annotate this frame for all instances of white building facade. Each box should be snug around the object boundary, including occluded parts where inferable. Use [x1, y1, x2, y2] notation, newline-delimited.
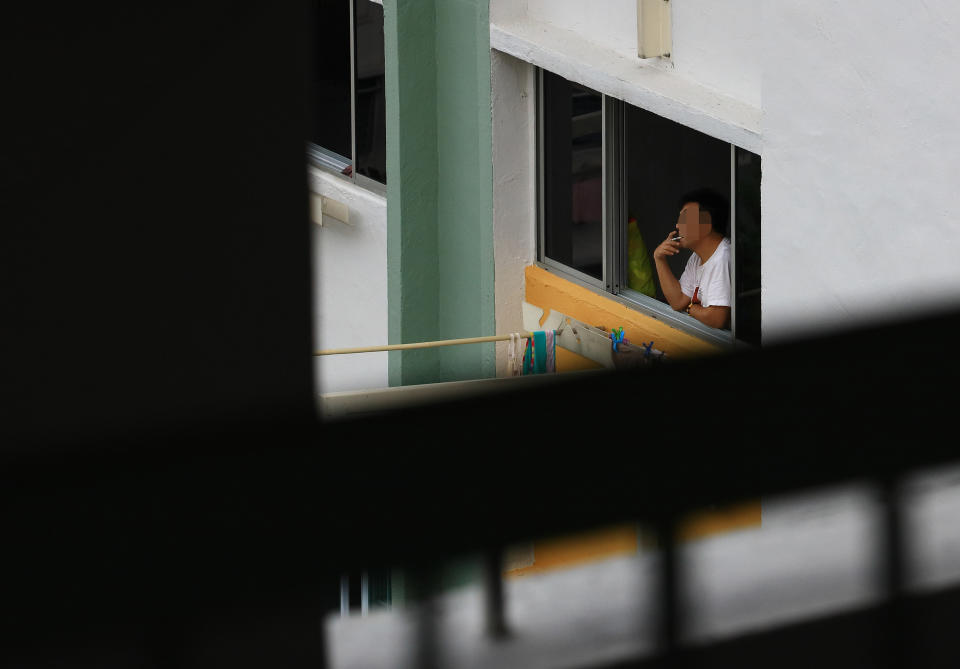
[315, 0, 960, 394]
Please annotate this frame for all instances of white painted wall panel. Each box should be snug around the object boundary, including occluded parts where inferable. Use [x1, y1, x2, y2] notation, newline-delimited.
[489, 0, 526, 25]
[491, 51, 537, 377]
[497, 0, 760, 108]
[310, 168, 389, 393]
[525, 0, 637, 59]
[761, 0, 960, 342]
[671, 0, 762, 108]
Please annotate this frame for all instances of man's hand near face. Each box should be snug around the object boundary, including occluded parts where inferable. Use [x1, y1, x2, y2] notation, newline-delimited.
[652, 230, 680, 261]
[653, 230, 691, 311]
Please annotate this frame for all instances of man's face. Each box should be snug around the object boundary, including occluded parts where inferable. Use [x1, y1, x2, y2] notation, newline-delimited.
[675, 202, 712, 247]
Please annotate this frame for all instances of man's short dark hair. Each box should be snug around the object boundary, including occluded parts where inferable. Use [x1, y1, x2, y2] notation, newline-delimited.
[677, 188, 729, 236]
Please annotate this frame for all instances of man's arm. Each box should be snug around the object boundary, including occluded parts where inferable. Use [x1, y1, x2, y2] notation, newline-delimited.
[652, 232, 692, 311]
[688, 304, 730, 329]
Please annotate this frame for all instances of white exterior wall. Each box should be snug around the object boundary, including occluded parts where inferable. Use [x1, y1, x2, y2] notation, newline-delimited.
[495, 0, 761, 110]
[310, 168, 389, 393]
[761, 0, 960, 342]
[526, 0, 637, 59]
[491, 51, 537, 377]
[671, 0, 761, 108]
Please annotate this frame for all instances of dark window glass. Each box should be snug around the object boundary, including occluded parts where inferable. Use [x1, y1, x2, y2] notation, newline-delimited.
[354, 0, 386, 183]
[624, 104, 730, 310]
[735, 147, 762, 346]
[313, 0, 352, 160]
[542, 71, 603, 281]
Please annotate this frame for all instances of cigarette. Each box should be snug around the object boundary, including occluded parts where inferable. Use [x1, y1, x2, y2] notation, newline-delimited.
[671, 236, 684, 241]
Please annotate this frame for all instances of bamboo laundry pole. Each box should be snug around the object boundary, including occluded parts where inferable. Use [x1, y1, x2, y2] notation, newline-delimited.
[314, 333, 537, 356]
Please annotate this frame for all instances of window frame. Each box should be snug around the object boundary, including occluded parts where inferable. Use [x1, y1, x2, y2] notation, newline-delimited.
[535, 67, 756, 349]
[308, 0, 387, 197]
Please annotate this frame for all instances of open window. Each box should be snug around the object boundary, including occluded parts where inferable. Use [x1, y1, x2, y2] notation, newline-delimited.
[310, 0, 386, 189]
[537, 68, 761, 347]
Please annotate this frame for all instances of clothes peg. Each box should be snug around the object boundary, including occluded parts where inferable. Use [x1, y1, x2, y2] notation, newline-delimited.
[610, 327, 626, 353]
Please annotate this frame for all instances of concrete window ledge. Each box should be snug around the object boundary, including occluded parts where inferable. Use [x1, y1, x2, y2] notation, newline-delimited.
[318, 369, 606, 421]
[490, 16, 761, 154]
[308, 164, 387, 207]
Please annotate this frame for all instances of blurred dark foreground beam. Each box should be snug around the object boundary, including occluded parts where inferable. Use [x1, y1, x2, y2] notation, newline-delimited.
[4, 306, 960, 666]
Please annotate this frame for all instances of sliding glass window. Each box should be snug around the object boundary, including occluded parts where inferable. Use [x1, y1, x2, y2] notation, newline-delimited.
[353, 0, 385, 183]
[540, 71, 604, 283]
[312, 0, 352, 163]
[310, 0, 386, 188]
[537, 67, 762, 347]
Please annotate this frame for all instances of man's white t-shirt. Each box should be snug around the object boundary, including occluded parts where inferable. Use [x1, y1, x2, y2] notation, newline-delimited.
[679, 237, 731, 308]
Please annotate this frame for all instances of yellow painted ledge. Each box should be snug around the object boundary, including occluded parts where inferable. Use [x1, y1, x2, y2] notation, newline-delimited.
[502, 267, 759, 578]
[524, 264, 721, 369]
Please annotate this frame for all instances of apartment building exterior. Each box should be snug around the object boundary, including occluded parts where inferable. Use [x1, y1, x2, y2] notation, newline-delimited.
[312, 0, 960, 611]
[312, 0, 960, 395]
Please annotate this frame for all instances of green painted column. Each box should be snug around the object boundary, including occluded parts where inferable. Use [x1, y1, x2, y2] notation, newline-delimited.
[384, 0, 495, 386]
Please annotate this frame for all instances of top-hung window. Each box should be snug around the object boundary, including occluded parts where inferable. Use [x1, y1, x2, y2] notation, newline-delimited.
[310, 0, 386, 189]
[538, 68, 762, 347]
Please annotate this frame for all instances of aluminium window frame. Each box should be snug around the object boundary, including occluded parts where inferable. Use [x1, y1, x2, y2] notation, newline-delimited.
[308, 0, 386, 197]
[536, 66, 753, 349]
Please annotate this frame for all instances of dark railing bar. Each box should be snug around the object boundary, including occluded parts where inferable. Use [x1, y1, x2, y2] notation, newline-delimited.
[483, 548, 509, 639]
[880, 477, 906, 669]
[414, 565, 441, 669]
[656, 516, 681, 666]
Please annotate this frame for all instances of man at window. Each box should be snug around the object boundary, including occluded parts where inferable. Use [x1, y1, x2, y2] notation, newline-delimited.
[653, 189, 731, 330]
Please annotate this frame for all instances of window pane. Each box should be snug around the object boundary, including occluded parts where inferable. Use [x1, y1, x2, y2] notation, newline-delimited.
[624, 104, 730, 318]
[312, 0, 351, 160]
[735, 147, 762, 346]
[354, 0, 386, 183]
[542, 71, 603, 281]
